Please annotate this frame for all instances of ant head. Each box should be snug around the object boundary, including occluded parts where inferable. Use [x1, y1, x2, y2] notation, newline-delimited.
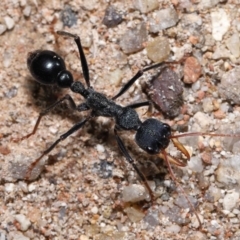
[27, 50, 73, 88]
[135, 118, 171, 154]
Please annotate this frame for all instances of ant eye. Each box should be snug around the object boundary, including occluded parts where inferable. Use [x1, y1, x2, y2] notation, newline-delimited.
[146, 146, 155, 154]
[163, 123, 171, 131]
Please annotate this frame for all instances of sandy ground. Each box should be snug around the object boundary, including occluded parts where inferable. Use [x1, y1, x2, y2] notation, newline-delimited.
[1, 1, 240, 239]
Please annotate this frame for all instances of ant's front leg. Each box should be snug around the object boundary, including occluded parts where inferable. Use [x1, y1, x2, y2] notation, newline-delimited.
[127, 101, 153, 117]
[114, 128, 155, 204]
[112, 63, 166, 100]
[57, 31, 90, 88]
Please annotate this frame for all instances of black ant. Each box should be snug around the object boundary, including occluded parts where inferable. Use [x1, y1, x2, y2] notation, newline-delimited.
[14, 31, 239, 229]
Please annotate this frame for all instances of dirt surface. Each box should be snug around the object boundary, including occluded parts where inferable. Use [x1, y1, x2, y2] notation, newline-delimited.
[1, 1, 240, 240]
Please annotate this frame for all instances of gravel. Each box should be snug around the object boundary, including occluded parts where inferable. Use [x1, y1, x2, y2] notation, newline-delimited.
[1, 0, 240, 239]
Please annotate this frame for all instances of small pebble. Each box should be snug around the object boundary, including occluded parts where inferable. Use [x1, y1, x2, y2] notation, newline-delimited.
[119, 23, 147, 54]
[102, 6, 122, 28]
[23, 6, 31, 17]
[5, 183, 15, 192]
[175, 195, 197, 209]
[181, 13, 202, 33]
[226, 33, 240, 58]
[14, 214, 31, 231]
[198, 0, 219, 9]
[124, 206, 145, 222]
[82, 0, 98, 11]
[145, 67, 183, 118]
[96, 144, 105, 153]
[18, 181, 28, 193]
[183, 57, 202, 84]
[216, 155, 240, 187]
[60, 6, 77, 27]
[205, 186, 222, 202]
[122, 184, 148, 202]
[212, 44, 231, 60]
[165, 224, 181, 234]
[202, 98, 214, 113]
[223, 191, 239, 211]
[8, 233, 30, 240]
[218, 66, 240, 105]
[214, 109, 225, 119]
[146, 36, 170, 63]
[201, 152, 212, 165]
[144, 210, 159, 227]
[187, 231, 206, 240]
[0, 24, 7, 35]
[192, 111, 212, 132]
[149, 8, 178, 33]
[133, 0, 158, 13]
[109, 69, 123, 86]
[4, 16, 15, 30]
[91, 206, 98, 214]
[211, 9, 230, 41]
[80, 235, 89, 240]
[28, 183, 37, 192]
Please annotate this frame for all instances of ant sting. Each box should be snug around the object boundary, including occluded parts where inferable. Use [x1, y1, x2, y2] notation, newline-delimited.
[14, 31, 240, 229]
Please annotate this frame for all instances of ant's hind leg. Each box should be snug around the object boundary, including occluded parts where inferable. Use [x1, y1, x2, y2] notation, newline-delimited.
[26, 116, 91, 180]
[13, 94, 78, 142]
[114, 128, 155, 204]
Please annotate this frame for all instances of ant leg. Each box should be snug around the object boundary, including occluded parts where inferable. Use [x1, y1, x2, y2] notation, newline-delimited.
[112, 63, 166, 100]
[114, 128, 155, 203]
[127, 101, 153, 117]
[26, 116, 91, 179]
[13, 94, 78, 142]
[57, 31, 90, 87]
[126, 101, 150, 109]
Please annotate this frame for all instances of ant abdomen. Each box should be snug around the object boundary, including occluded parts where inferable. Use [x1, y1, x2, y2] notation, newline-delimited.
[135, 118, 171, 154]
[27, 50, 73, 88]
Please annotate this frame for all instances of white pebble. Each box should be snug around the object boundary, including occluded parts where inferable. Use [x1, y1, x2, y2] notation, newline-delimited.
[80, 235, 89, 240]
[23, 6, 32, 17]
[223, 191, 239, 211]
[211, 9, 230, 41]
[188, 156, 204, 172]
[133, 0, 158, 13]
[122, 184, 148, 202]
[49, 126, 58, 134]
[4, 16, 15, 30]
[0, 24, 7, 35]
[5, 183, 15, 192]
[14, 214, 31, 231]
[165, 224, 181, 234]
[96, 144, 105, 153]
[216, 155, 240, 186]
[28, 183, 37, 192]
[91, 206, 98, 214]
[20, 0, 26, 6]
[226, 33, 240, 58]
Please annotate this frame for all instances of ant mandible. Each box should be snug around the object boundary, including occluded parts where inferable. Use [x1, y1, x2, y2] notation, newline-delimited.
[15, 31, 238, 228]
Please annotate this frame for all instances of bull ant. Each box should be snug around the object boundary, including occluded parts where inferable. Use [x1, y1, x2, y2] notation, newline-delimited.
[15, 31, 240, 228]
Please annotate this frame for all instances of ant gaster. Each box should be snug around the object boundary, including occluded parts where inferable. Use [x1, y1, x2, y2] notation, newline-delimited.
[16, 31, 238, 228]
